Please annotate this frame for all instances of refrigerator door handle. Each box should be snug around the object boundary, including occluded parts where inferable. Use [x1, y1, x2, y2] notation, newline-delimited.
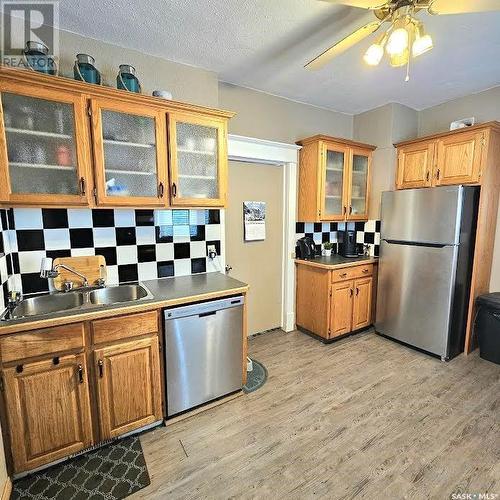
[384, 239, 448, 249]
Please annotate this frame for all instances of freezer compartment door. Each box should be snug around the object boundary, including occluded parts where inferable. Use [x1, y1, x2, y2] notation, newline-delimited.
[381, 186, 462, 245]
[165, 305, 243, 416]
[375, 240, 458, 357]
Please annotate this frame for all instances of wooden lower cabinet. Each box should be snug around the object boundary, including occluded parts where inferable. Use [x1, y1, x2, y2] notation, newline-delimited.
[330, 281, 353, 337]
[3, 353, 93, 472]
[296, 262, 376, 341]
[352, 277, 373, 331]
[94, 337, 162, 439]
[1, 313, 164, 474]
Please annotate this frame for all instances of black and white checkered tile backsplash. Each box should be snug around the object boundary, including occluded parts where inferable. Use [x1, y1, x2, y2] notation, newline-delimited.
[0, 208, 222, 304]
[295, 220, 381, 257]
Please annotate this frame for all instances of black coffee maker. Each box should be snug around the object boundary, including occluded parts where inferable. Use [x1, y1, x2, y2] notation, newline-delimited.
[338, 229, 357, 258]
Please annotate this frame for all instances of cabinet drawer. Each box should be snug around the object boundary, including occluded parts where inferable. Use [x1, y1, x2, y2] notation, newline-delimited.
[332, 264, 373, 283]
[0, 323, 85, 363]
[92, 311, 158, 344]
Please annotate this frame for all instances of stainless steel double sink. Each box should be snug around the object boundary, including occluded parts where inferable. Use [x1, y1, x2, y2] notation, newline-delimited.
[3, 284, 153, 321]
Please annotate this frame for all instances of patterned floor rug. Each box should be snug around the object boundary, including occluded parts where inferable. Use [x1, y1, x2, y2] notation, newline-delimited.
[243, 358, 268, 393]
[12, 435, 150, 500]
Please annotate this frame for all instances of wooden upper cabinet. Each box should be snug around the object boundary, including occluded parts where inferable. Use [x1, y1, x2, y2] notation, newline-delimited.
[90, 98, 168, 207]
[168, 111, 227, 207]
[434, 130, 485, 186]
[0, 67, 233, 208]
[0, 81, 91, 206]
[3, 353, 93, 473]
[94, 337, 162, 440]
[347, 147, 371, 220]
[395, 124, 496, 190]
[396, 140, 434, 189]
[297, 135, 375, 222]
[321, 142, 349, 220]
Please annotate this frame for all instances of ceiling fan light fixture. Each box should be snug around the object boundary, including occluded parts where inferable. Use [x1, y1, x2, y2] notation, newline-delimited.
[363, 43, 384, 65]
[412, 28, 433, 57]
[389, 47, 409, 67]
[386, 27, 409, 56]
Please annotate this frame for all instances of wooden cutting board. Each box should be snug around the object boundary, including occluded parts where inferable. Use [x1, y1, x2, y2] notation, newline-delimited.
[53, 255, 106, 290]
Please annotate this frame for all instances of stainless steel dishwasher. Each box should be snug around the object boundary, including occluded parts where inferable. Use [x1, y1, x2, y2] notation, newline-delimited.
[164, 295, 244, 416]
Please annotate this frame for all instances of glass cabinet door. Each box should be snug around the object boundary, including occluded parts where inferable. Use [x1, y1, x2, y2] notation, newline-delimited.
[347, 148, 370, 220]
[169, 113, 226, 206]
[0, 88, 90, 205]
[321, 143, 348, 220]
[91, 99, 167, 206]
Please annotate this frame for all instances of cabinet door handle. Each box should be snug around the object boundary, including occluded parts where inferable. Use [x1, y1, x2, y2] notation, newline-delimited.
[436, 168, 440, 180]
[343, 206, 347, 215]
[79, 177, 86, 196]
[172, 182, 177, 198]
[98, 359, 104, 378]
[356, 287, 359, 296]
[77, 364, 84, 384]
[350, 288, 353, 297]
[426, 171, 430, 182]
[158, 182, 164, 198]
[349, 206, 353, 215]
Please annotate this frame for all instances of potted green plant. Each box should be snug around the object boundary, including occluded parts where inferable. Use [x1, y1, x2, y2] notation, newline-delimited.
[323, 242, 334, 257]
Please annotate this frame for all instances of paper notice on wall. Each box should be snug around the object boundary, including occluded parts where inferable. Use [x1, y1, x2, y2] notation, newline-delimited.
[243, 201, 266, 241]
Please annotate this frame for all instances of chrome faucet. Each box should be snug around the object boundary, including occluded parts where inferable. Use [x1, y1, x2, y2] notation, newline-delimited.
[40, 258, 89, 288]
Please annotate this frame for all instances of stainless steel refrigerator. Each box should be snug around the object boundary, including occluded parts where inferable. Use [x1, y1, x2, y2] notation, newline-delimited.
[376, 185, 479, 360]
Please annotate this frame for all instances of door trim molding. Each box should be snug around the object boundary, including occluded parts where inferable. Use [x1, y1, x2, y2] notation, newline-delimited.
[227, 134, 301, 332]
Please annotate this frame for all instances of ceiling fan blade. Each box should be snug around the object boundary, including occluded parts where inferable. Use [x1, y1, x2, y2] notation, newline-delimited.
[305, 20, 383, 70]
[429, 0, 500, 14]
[320, 0, 389, 8]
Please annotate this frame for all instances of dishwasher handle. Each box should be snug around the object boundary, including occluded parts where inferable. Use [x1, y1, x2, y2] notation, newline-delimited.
[199, 311, 217, 318]
[164, 295, 244, 321]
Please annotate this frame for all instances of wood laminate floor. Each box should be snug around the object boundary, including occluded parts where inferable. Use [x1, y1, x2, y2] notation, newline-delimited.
[132, 329, 500, 499]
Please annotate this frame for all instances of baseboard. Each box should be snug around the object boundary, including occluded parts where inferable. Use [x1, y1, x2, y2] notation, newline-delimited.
[165, 391, 244, 426]
[1, 477, 12, 500]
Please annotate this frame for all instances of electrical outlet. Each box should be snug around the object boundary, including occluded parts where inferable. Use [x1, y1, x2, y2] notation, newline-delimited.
[207, 245, 217, 259]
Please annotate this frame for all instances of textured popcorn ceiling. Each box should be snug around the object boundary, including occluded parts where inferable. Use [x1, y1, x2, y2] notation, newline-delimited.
[58, 0, 500, 113]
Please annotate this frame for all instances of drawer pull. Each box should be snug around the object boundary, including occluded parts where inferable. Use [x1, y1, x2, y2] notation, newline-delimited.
[362, 269, 369, 274]
[52, 356, 60, 365]
[98, 359, 104, 378]
[77, 364, 84, 384]
[340, 272, 347, 278]
[16, 365, 23, 373]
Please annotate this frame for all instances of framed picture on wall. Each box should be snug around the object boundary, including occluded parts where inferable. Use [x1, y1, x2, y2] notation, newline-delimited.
[243, 201, 266, 241]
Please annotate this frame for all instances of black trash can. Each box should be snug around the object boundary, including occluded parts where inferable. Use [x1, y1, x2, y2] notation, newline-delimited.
[475, 293, 500, 364]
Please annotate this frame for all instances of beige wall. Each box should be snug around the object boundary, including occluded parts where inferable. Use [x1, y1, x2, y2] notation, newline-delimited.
[418, 86, 500, 137]
[53, 28, 219, 107]
[353, 103, 418, 219]
[418, 86, 500, 291]
[225, 161, 284, 335]
[219, 83, 353, 143]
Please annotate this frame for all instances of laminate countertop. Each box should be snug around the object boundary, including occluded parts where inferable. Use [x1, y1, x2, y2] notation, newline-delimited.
[0, 273, 248, 335]
[295, 255, 378, 270]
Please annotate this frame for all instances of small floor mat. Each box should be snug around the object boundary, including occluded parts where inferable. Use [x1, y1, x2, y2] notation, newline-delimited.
[243, 358, 268, 393]
[12, 435, 150, 500]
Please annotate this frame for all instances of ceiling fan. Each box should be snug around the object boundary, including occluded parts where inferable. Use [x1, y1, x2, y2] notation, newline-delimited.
[305, 0, 500, 79]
